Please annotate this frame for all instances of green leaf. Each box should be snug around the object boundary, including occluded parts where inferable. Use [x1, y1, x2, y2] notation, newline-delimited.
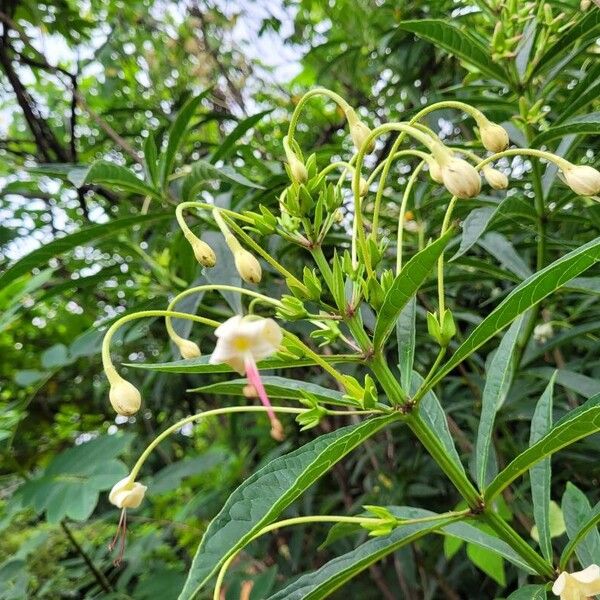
[507, 585, 547, 600]
[19, 435, 132, 523]
[484, 393, 600, 502]
[529, 374, 556, 561]
[531, 10, 600, 79]
[143, 132, 159, 186]
[210, 110, 272, 163]
[190, 376, 355, 407]
[396, 297, 416, 390]
[428, 236, 600, 390]
[397, 20, 508, 82]
[560, 498, 600, 569]
[71, 160, 160, 199]
[127, 353, 360, 374]
[533, 112, 600, 147]
[466, 543, 505, 586]
[265, 517, 454, 600]
[0, 213, 170, 291]
[178, 415, 397, 599]
[475, 316, 524, 489]
[181, 160, 263, 202]
[478, 233, 532, 280]
[451, 207, 495, 260]
[561, 483, 600, 568]
[159, 94, 207, 185]
[529, 368, 600, 399]
[373, 229, 454, 349]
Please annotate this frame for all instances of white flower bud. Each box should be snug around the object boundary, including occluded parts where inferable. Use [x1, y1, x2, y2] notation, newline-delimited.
[479, 121, 509, 153]
[177, 338, 201, 359]
[283, 136, 308, 183]
[234, 248, 262, 284]
[346, 108, 374, 153]
[109, 378, 141, 416]
[109, 477, 147, 509]
[429, 160, 444, 184]
[189, 235, 216, 268]
[354, 177, 369, 197]
[441, 157, 482, 199]
[483, 166, 509, 190]
[562, 164, 600, 196]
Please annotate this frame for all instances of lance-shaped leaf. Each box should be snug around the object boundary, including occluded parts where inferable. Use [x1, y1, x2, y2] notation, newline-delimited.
[561, 483, 600, 569]
[529, 374, 556, 562]
[190, 376, 354, 407]
[0, 213, 170, 291]
[397, 20, 508, 82]
[484, 393, 600, 502]
[507, 586, 547, 600]
[210, 110, 272, 163]
[177, 415, 398, 599]
[373, 229, 454, 349]
[533, 112, 600, 147]
[427, 236, 600, 391]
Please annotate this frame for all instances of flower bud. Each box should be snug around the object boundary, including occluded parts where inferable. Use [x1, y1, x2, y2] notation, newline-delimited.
[441, 157, 481, 199]
[270, 419, 285, 442]
[533, 322, 554, 344]
[346, 108, 374, 153]
[562, 164, 600, 196]
[283, 137, 308, 183]
[354, 177, 369, 197]
[581, 0, 591, 9]
[109, 378, 141, 416]
[428, 160, 444, 184]
[234, 248, 262, 284]
[333, 208, 343, 223]
[479, 121, 509, 153]
[483, 166, 509, 190]
[243, 384, 257, 398]
[177, 338, 201, 359]
[109, 477, 147, 509]
[189, 235, 216, 268]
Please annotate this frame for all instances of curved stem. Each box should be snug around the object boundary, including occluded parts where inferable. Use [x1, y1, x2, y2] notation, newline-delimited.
[102, 310, 219, 384]
[475, 148, 570, 172]
[165, 284, 282, 347]
[396, 160, 426, 274]
[410, 100, 486, 128]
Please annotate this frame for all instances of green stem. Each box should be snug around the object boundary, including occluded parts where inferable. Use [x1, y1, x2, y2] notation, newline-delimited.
[483, 511, 555, 579]
[407, 413, 481, 508]
[370, 355, 409, 406]
[437, 196, 459, 316]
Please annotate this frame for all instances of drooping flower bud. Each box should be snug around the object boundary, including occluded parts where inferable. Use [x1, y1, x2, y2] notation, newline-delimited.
[354, 176, 369, 197]
[483, 166, 509, 190]
[283, 136, 308, 183]
[562, 163, 600, 196]
[234, 248, 262, 284]
[176, 338, 201, 359]
[479, 120, 509, 153]
[109, 378, 141, 416]
[109, 477, 147, 509]
[270, 419, 285, 441]
[345, 108, 374, 153]
[440, 157, 481, 199]
[188, 234, 216, 268]
[428, 159, 444, 184]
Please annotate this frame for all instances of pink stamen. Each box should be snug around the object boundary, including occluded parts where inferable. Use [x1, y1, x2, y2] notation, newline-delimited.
[245, 357, 277, 423]
[108, 508, 128, 566]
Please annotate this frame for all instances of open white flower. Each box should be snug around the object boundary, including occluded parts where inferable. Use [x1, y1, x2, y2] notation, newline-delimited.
[209, 315, 282, 375]
[109, 477, 147, 509]
[210, 315, 285, 440]
[552, 565, 600, 600]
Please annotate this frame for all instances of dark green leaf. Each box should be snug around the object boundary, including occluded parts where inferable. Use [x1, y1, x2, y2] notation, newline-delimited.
[210, 110, 272, 163]
[533, 112, 600, 147]
[561, 483, 600, 568]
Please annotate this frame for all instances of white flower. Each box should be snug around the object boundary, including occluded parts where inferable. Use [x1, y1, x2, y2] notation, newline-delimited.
[109, 477, 147, 509]
[552, 565, 600, 600]
[533, 322, 554, 344]
[209, 315, 283, 375]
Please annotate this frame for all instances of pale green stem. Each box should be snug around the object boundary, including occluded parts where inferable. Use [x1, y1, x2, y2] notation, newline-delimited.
[367, 149, 430, 186]
[437, 196, 459, 316]
[212, 206, 242, 255]
[165, 284, 282, 348]
[102, 310, 219, 384]
[410, 100, 487, 128]
[212, 510, 471, 600]
[396, 160, 426, 274]
[475, 148, 571, 172]
[287, 88, 352, 143]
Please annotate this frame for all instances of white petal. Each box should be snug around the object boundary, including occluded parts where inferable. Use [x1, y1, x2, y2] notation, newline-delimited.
[572, 564, 600, 584]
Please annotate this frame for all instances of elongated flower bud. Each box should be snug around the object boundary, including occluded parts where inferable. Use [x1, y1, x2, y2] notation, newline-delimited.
[234, 248, 262, 284]
[428, 160, 444, 184]
[479, 120, 509, 153]
[441, 157, 481, 198]
[345, 108, 374, 153]
[562, 163, 600, 196]
[353, 176, 369, 197]
[176, 338, 201, 359]
[283, 136, 308, 183]
[109, 378, 141, 416]
[483, 166, 509, 190]
[188, 234, 216, 268]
